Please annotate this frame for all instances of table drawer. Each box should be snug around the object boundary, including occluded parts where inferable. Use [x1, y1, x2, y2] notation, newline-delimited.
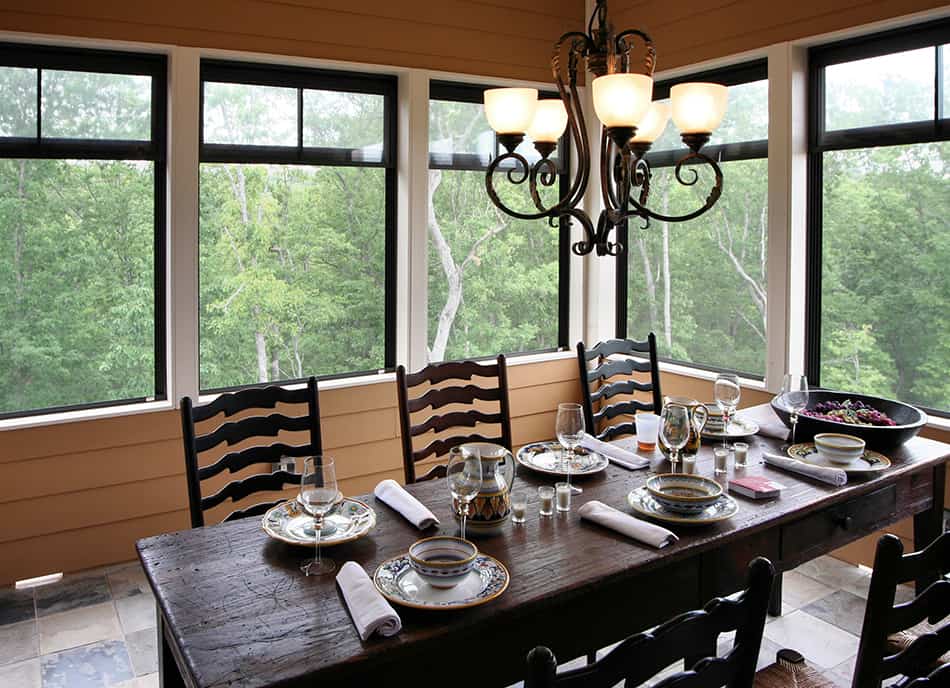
[781, 485, 897, 565]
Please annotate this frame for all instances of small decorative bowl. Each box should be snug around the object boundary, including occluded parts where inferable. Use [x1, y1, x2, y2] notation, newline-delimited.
[646, 474, 724, 514]
[408, 536, 478, 589]
[814, 433, 866, 465]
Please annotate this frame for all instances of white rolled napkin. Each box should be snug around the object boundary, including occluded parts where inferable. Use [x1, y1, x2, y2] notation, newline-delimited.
[374, 479, 440, 529]
[578, 500, 678, 549]
[336, 561, 401, 641]
[763, 452, 847, 487]
[579, 433, 650, 470]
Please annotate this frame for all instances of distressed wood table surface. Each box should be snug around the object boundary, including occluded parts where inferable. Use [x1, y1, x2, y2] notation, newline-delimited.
[138, 404, 948, 688]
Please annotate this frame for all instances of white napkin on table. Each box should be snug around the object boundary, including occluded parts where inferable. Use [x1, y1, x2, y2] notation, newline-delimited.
[373, 479, 440, 529]
[336, 561, 401, 641]
[578, 500, 678, 549]
[763, 452, 847, 487]
[579, 433, 650, 470]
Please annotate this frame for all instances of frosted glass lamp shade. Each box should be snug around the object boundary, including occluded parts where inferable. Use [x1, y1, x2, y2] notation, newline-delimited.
[670, 82, 728, 134]
[527, 100, 569, 143]
[631, 101, 671, 143]
[484, 88, 539, 135]
[592, 73, 653, 129]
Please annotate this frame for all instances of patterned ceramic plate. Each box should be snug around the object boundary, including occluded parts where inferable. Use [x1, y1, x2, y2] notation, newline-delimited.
[701, 417, 760, 440]
[373, 554, 509, 611]
[787, 443, 891, 475]
[262, 498, 376, 547]
[516, 441, 609, 477]
[626, 486, 739, 526]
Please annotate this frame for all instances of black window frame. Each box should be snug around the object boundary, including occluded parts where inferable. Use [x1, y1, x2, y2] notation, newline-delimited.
[428, 80, 572, 359]
[806, 18, 950, 417]
[0, 42, 168, 420]
[615, 59, 769, 381]
[198, 59, 397, 394]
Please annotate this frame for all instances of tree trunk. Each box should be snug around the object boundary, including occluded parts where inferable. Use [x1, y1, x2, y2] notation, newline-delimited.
[427, 169, 462, 363]
[636, 234, 659, 328]
[255, 329, 268, 383]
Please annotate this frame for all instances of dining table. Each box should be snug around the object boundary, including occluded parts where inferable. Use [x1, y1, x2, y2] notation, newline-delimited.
[137, 403, 949, 688]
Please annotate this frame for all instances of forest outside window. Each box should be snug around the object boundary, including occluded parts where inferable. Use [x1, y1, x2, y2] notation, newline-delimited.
[198, 61, 396, 392]
[0, 44, 166, 419]
[807, 20, 949, 415]
[620, 61, 769, 379]
[427, 81, 570, 363]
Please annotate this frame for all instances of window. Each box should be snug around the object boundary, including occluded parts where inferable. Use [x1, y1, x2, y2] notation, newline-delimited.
[0, 44, 166, 418]
[427, 81, 570, 362]
[807, 20, 949, 415]
[198, 61, 395, 391]
[618, 61, 769, 378]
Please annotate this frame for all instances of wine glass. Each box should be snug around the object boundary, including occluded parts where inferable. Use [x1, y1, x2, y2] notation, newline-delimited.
[714, 373, 741, 449]
[447, 447, 482, 541]
[299, 456, 340, 576]
[660, 404, 691, 471]
[556, 402, 585, 494]
[780, 374, 809, 448]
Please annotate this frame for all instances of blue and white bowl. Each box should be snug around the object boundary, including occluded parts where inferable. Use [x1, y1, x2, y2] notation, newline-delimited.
[408, 537, 478, 589]
[646, 474, 723, 515]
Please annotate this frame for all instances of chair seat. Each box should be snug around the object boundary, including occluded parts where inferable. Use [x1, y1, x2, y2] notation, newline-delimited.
[753, 650, 835, 688]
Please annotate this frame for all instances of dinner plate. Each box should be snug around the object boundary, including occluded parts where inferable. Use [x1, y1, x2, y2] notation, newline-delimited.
[373, 554, 509, 610]
[701, 417, 760, 440]
[516, 441, 609, 477]
[626, 486, 739, 526]
[787, 443, 891, 475]
[262, 497, 376, 547]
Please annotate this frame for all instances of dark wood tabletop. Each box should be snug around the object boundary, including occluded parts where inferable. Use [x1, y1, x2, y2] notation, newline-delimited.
[138, 404, 949, 688]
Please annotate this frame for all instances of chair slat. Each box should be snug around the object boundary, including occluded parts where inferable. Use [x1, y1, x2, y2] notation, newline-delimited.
[403, 360, 500, 387]
[584, 338, 651, 361]
[416, 463, 449, 483]
[413, 433, 503, 462]
[881, 623, 950, 678]
[407, 383, 503, 413]
[587, 357, 652, 382]
[410, 409, 504, 437]
[198, 442, 314, 480]
[191, 384, 311, 422]
[889, 580, 950, 633]
[194, 413, 311, 453]
[590, 377, 653, 403]
[597, 422, 638, 442]
[224, 498, 288, 523]
[593, 399, 653, 423]
[200, 469, 302, 512]
[905, 663, 950, 687]
[899, 534, 950, 584]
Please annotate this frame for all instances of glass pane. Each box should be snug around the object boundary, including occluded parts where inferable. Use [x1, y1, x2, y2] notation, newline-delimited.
[0, 159, 155, 414]
[943, 45, 949, 118]
[429, 99, 495, 166]
[820, 142, 949, 412]
[302, 89, 385, 161]
[199, 164, 386, 389]
[825, 48, 935, 131]
[0, 67, 37, 137]
[203, 82, 297, 146]
[42, 70, 151, 140]
[627, 158, 769, 377]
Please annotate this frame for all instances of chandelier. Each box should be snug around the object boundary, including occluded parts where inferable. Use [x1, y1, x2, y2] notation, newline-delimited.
[482, 0, 729, 256]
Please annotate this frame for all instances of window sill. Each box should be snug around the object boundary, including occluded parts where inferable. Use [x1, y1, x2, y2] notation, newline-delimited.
[926, 414, 950, 432]
[0, 400, 174, 433]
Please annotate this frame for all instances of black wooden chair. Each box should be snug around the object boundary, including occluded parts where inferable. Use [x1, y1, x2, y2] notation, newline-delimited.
[525, 557, 774, 688]
[396, 356, 512, 484]
[576, 335, 662, 442]
[180, 378, 323, 528]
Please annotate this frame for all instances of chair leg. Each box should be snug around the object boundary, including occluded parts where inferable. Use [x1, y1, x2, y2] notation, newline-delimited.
[587, 650, 597, 665]
[768, 571, 783, 617]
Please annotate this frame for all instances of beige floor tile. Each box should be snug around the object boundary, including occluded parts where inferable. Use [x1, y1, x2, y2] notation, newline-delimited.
[782, 571, 836, 609]
[108, 565, 150, 599]
[114, 673, 159, 688]
[764, 610, 859, 669]
[116, 593, 156, 635]
[38, 602, 122, 655]
[0, 620, 38, 667]
[0, 657, 41, 688]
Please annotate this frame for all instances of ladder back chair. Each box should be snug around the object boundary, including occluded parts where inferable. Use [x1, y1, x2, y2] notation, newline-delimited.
[576, 335, 663, 442]
[180, 377, 323, 528]
[396, 356, 513, 484]
[525, 557, 775, 688]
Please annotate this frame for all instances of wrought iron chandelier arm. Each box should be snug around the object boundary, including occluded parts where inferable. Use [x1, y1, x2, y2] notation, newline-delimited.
[614, 29, 656, 75]
[552, 32, 594, 209]
[484, 152, 560, 222]
[621, 151, 724, 224]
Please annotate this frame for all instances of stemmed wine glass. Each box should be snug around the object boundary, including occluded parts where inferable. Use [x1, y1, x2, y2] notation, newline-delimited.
[556, 402, 585, 494]
[660, 404, 691, 471]
[780, 374, 809, 448]
[714, 373, 741, 450]
[299, 456, 341, 576]
[447, 447, 482, 541]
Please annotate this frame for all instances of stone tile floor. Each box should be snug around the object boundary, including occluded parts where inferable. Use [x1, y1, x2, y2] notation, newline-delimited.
[0, 554, 916, 687]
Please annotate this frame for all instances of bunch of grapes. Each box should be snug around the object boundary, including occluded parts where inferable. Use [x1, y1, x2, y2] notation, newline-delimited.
[801, 399, 896, 426]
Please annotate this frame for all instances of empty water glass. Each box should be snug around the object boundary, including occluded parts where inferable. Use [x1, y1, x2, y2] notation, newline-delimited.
[538, 486, 555, 517]
[511, 490, 527, 524]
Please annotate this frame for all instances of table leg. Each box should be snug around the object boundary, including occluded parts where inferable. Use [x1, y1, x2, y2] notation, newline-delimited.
[768, 572, 783, 617]
[913, 461, 946, 594]
[158, 609, 187, 688]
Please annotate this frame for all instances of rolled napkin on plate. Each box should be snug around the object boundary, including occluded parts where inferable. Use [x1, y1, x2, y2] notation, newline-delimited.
[763, 453, 847, 487]
[373, 479, 440, 529]
[336, 561, 401, 641]
[579, 433, 650, 470]
[578, 500, 678, 549]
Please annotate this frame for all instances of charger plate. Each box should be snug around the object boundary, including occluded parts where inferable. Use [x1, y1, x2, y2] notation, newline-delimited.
[787, 442, 890, 475]
[516, 441, 608, 477]
[374, 554, 509, 611]
[262, 497, 376, 547]
[701, 417, 760, 440]
[627, 486, 739, 526]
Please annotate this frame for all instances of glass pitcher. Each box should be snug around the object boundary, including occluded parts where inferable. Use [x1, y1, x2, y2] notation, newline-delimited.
[658, 396, 709, 460]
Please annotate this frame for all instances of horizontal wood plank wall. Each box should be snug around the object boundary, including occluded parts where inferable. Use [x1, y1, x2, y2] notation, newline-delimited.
[0, 0, 583, 83]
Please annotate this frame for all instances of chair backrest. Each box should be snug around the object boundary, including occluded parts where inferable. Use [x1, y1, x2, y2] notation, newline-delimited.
[852, 532, 950, 687]
[180, 377, 323, 528]
[904, 663, 950, 687]
[396, 356, 513, 484]
[525, 557, 775, 688]
[576, 335, 662, 442]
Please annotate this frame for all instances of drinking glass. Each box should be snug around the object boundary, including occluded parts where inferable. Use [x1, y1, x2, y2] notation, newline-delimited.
[510, 490, 527, 524]
[780, 374, 809, 447]
[636, 412, 660, 452]
[447, 447, 482, 541]
[556, 402, 585, 494]
[660, 404, 691, 471]
[299, 456, 340, 576]
[714, 373, 741, 449]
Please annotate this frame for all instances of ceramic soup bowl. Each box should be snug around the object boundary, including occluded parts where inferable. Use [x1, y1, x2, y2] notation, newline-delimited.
[408, 536, 478, 589]
[814, 433, 865, 465]
[646, 474, 723, 514]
